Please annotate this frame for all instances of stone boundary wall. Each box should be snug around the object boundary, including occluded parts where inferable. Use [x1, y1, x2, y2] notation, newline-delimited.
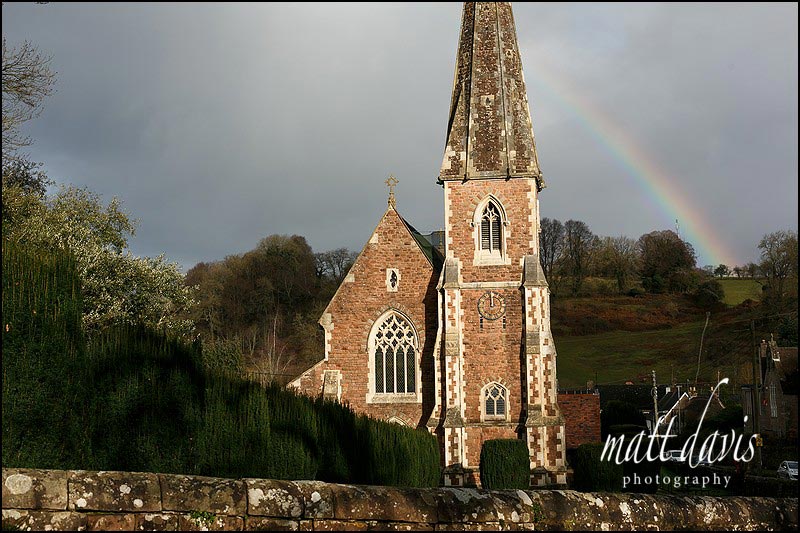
[2, 468, 797, 531]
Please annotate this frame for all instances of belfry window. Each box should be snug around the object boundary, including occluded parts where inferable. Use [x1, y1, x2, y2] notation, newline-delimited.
[484, 383, 507, 419]
[480, 202, 502, 252]
[373, 312, 417, 394]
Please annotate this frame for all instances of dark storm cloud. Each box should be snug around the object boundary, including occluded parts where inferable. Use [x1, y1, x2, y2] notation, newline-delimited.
[3, 3, 796, 269]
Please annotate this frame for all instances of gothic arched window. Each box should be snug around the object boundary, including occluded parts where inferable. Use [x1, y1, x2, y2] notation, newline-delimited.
[484, 383, 507, 420]
[480, 201, 502, 252]
[372, 312, 417, 395]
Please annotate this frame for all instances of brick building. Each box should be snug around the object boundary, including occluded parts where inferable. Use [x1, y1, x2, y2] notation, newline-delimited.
[557, 392, 601, 450]
[291, 2, 567, 488]
[742, 340, 798, 440]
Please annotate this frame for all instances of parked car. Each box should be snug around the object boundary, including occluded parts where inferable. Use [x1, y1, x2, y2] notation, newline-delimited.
[665, 450, 686, 463]
[777, 461, 798, 480]
[692, 454, 713, 467]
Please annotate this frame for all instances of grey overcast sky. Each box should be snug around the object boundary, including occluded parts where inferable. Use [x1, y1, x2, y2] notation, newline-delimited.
[3, 2, 797, 270]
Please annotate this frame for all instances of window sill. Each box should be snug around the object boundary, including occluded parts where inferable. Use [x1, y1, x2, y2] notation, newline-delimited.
[367, 393, 421, 404]
[473, 252, 511, 267]
[476, 419, 513, 425]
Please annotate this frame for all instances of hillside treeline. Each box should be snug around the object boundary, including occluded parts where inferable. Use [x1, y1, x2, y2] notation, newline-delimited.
[540, 218, 797, 304]
[184, 238, 357, 382]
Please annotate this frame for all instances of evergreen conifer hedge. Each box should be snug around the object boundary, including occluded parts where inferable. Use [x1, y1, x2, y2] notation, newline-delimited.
[479, 438, 530, 489]
[570, 443, 623, 492]
[2, 243, 441, 487]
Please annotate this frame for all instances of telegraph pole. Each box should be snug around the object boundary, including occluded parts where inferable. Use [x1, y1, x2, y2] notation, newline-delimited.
[651, 370, 659, 434]
[750, 320, 762, 470]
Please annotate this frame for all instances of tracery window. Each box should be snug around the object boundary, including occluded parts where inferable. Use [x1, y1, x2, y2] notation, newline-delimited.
[373, 313, 417, 394]
[480, 201, 502, 252]
[484, 383, 507, 420]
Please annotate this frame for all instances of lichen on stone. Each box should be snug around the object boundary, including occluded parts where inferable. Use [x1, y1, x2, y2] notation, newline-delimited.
[4, 475, 33, 495]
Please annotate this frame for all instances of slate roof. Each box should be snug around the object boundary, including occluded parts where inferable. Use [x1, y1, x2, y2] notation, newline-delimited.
[658, 390, 682, 411]
[400, 216, 444, 272]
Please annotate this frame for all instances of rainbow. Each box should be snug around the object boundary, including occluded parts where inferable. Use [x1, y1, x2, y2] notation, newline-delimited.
[526, 62, 739, 267]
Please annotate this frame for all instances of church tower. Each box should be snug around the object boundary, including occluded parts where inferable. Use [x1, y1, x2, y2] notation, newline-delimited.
[431, 1, 567, 487]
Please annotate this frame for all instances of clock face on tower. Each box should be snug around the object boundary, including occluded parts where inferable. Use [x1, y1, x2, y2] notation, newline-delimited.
[477, 291, 506, 320]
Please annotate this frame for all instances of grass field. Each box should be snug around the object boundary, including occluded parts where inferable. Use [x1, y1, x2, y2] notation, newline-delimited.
[556, 320, 710, 388]
[555, 314, 755, 390]
[552, 280, 771, 389]
[717, 278, 763, 306]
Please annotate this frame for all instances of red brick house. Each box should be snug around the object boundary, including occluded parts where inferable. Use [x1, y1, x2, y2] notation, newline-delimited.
[291, 2, 567, 488]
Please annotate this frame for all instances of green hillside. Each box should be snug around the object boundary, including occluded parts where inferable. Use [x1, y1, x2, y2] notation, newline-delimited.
[552, 289, 776, 390]
[717, 278, 763, 306]
[556, 320, 707, 388]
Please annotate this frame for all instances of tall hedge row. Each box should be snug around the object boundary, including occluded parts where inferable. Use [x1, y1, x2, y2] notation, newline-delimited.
[479, 438, 530, 489]
[570, 443, 623, 492]
[2, 243, 440, 487]
[2, 242, 86, 469]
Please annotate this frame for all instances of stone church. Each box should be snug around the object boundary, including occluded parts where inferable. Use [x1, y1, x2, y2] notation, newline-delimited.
[291, 1, 568, 488]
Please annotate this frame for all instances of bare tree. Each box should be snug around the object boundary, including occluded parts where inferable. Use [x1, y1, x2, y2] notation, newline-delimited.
[252, 314, 294, 385]
[563, 219, 596, 296]
[2, 38, 56, 159]
[539, 217, 564, 283]
[758, 230, 798, 300]
[315, 248, 357, 285]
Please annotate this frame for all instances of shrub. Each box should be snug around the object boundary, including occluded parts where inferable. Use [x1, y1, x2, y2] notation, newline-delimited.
[570, 443, 623, 492]
[479, 439, 530, 490]
[579, 316, 613, 335]
[668, 269, 702, 293]
[692, 279, 725, 309]
[642, 274, 666, 294]
[777, 315, 798, 346]
[663, 301, 680, 318]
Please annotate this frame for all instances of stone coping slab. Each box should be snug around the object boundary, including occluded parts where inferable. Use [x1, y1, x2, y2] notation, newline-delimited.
[2, 468, 797, 531]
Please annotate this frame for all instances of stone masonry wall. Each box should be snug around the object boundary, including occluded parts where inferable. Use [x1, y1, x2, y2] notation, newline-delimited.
[3, 468, 797, 531]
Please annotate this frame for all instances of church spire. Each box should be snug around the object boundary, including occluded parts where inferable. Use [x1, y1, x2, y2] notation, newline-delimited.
[438, 2, 543, 190]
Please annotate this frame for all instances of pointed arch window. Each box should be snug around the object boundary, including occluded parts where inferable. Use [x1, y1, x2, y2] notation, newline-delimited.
[480, 202, 503, 252]
[373, 312, 417, 395]
[484, 383, 508, 420]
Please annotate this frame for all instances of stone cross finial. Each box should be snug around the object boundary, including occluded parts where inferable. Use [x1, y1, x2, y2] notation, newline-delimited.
[386, 174, 398, 208]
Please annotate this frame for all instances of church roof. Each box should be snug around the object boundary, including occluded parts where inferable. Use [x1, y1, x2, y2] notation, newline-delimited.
[439, 2, 544, 189]
[399, 216, 444, 271]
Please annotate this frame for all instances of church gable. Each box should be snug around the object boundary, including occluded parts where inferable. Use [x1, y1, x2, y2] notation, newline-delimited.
[322, 207, 439, 327]
[292, 206, 440, 427]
